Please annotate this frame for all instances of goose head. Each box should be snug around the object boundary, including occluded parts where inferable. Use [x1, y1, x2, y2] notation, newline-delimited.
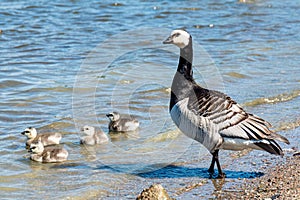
[29, 137, 44, 154]
[81, 125, 95, 136]
[106, 112, 120, 122]
[163, 29, 191, 49]
[21, 127, 37, 139]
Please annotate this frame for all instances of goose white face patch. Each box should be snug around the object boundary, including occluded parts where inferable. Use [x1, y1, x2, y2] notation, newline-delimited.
[170, 30, 190, 48]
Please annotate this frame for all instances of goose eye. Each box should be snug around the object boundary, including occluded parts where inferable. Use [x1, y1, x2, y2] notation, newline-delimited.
[85, 128, 89, 130]
[25, 131, 30, 133]
[173, 33, 180, 37]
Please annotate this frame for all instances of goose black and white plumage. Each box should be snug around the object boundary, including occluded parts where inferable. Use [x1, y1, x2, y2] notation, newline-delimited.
[163, 29, 290, 178]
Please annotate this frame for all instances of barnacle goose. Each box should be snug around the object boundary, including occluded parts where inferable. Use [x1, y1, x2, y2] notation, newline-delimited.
[106, 112, 139, 132]
[29, 137, 68, 163]
[163, 29, 290, 178]
[21, 127, 62, 148]
[80, 125, 109, 145]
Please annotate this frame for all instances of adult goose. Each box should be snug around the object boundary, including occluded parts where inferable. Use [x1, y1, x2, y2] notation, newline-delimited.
[163, 29, 290, 178]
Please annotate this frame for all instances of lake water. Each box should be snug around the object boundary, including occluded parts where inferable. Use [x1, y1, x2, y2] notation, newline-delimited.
[0, 0, 299, 199]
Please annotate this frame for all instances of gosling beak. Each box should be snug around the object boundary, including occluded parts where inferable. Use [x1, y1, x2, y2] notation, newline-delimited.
[21, 131, 25, 135]
[106, 114, 112, 118]
[163, 35, 173, 44]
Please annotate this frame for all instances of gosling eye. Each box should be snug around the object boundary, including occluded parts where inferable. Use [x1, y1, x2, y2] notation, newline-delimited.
[85, 128, 89, 130]
[25, 131, 30, 133]
[173, 33, 180, 37]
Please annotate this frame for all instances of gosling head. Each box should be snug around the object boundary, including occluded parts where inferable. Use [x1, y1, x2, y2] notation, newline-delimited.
[163, 29, 191, 49]
[106, 112, 120, 122]
[81, 125, 95, 136]
[21, 127, 37, 139]
[29, 138, 44, 154]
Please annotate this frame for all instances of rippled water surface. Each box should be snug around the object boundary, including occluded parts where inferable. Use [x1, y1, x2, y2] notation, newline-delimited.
[0, 0, 299, 199]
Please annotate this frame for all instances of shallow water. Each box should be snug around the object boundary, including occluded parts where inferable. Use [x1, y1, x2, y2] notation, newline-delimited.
[0, 0, 299, 199]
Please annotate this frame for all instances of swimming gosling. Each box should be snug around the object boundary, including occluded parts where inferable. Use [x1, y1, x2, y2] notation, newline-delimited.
[80, 125, 109, 145]
[106, 112, 139, 132]
[29, 138, 68, 163]
[21, 127, 62, 148]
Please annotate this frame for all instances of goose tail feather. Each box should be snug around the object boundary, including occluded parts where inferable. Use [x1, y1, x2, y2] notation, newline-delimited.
[255, 140, 284, 156]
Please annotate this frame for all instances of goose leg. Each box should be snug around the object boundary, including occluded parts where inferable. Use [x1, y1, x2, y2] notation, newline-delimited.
[208, 150, 225, 178]
[208, 153, 216, 177]
[214, 150, 225, 178]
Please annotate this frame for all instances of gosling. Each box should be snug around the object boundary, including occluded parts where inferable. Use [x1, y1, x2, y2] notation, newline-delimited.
[80, 125, 109, 145]
[106, 112, 139, 132]
[21, 127, 62, 148]
[29, 138, 68, 163]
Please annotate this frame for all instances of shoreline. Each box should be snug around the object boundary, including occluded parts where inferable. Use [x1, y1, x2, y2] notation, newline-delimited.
[136, 154, 300, 199]
[220, 155, 300, 199]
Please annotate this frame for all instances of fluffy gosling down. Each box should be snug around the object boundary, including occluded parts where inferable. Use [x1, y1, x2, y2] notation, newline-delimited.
[21, 127, 62, 148]
[29, 138, 68, 163]
[163, 29, 290, 178]
[106, 112, 139, 132]
[80, 125, 109, 145]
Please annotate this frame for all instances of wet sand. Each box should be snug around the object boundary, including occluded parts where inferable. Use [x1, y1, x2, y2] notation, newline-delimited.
[221, 155, 300, 199]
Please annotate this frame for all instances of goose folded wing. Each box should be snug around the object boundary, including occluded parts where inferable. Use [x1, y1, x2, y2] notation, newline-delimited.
[187, 88, 274, 141]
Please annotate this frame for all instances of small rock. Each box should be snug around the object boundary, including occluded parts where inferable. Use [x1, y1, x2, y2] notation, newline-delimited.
[136, 184, 174, 200]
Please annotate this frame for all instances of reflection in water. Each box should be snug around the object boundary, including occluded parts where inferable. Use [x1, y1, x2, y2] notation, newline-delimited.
[211, 178, 226, 191]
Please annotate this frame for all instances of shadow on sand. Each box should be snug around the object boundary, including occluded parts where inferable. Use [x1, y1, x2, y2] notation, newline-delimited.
[50, 162, 264, 179]
[137, 164, 264, 179]
[90, 163, 265, 179]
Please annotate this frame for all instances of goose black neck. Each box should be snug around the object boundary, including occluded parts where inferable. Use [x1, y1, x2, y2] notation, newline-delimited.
[169, 38, 195, 111]
[178, 39, 193, 80]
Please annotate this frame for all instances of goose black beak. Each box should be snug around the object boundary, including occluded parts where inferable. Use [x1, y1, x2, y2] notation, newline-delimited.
[163, 36, 173, 44]
[21, 131, 25, 135]
[106, 114, 112, 118]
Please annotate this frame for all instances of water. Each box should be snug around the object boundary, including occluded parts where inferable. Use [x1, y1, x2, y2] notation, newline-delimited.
[0, 0, 299, 199]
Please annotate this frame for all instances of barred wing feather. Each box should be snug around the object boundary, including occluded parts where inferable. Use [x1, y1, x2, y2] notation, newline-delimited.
[187, 87, 289, 146]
